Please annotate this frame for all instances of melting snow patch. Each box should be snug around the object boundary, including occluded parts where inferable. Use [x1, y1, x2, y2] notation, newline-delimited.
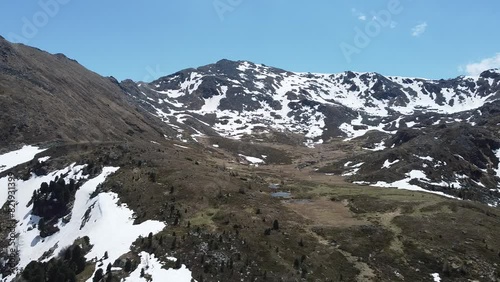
[406, 121, 417, 127]
[0, 145, 46, 173]
[415, 155, 434, 162]
[212, 144, 220, 148]
[382, 159, 400, 169]
[124, 252, 192, 282]
[37, 156, 50, 163]
[239, 154, 265, 164]
[342, 162, 364, 176]
[174, 144, 189, 149]
[495, 149, 500, 181]
[348, 162, 364, 168]
[339, 115, 396, 141]
[431, 273, 441, 282]
[342, 163, 364, 176]
[372, 170, 456, 198]
[364, 141, 386, 151]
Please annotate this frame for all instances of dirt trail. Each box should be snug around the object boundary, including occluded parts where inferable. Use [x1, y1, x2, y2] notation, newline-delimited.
[304, 225, 377, 282]
[378, 208, 404, 254]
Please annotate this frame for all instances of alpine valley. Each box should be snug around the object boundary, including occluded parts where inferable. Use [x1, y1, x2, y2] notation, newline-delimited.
[1, 36, 500, 282]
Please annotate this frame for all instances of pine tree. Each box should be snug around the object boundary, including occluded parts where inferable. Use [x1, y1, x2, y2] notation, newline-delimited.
[106, 263, 112, 273]
[148, 232, 153, 248]
[71, 245, 86, 274]
[272, 219, 279, 230]
[124, 259, 132, 272]
[175, 258, 182, 269]
[171, 236, 177, 250]
[264, 228, 271, 236]
[38, 218, 45, 231]
[93, 268, 104, 282]
[298, 238, 304, 247]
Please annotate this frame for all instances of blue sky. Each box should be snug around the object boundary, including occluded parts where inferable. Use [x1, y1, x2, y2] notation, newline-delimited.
[1, 0, 499, 81]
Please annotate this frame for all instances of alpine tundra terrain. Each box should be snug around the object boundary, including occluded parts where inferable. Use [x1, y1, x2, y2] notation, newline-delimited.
[1, 36, 500, 282]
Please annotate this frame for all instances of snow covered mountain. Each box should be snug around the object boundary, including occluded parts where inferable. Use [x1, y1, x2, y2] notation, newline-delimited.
[2, 37, 500, 282]
[122, 59, 500, 145]
[120, 60, 500, 205]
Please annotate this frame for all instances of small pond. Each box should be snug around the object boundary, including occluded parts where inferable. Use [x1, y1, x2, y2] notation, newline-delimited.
[270, 192, 292, 198]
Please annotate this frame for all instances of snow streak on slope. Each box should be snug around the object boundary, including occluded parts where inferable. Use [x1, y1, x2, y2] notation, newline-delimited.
[124, 252, 193, 282]
[0, 145, 46, 209]
[371, 170, 456, 199]
[0, 145, 46, 173]
[4, 164, 173, 281]
[495, 149, 500, 184]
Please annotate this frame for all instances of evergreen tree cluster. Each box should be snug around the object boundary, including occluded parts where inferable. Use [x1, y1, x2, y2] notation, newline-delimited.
[31, 160, 48, 176]
[31, 177, 81, 237]
[22, 245, 86, 282]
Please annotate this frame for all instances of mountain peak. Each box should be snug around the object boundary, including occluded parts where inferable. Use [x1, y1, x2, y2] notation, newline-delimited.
[480, 68, 500, 79]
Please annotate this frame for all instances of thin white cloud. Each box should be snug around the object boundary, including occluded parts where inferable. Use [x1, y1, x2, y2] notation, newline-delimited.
[411, 22, 428, 37]
[351, 8, 366, 21]
[463, 53, 500, 76]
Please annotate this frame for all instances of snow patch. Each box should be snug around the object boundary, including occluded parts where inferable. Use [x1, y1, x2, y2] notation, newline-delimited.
[372, 170, 456, 198]
[495, 149, 500, 182]
[0, 145, 46, 173]
[174, 144, 189, 149]
[124, 252, 192, 282]
[239, 154, 265, 164]
[364, 141, 386, 151]
[431, 273, 441, 282]
[382, 159, 400, 169]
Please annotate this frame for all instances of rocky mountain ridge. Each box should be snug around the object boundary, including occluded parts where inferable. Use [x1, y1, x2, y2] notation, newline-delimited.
[122, 59, 500, 146]
[121, 59, 500, 205]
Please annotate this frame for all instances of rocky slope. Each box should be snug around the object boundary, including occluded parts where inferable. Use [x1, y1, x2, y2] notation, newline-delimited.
[0, 36, 173, 149]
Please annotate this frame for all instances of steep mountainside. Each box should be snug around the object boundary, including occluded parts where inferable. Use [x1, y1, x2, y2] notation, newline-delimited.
[0, 36, 172, 148]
